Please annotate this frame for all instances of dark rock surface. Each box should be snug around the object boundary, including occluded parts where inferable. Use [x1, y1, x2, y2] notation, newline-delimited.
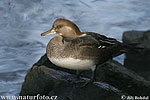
[20, 65, 124, 100]
[20, 54, 125, 100]
[123, 30, 150, 49]
[96, 61, 150, 96]
[123, 30, 150, 81]
[20, 54, 150, 99]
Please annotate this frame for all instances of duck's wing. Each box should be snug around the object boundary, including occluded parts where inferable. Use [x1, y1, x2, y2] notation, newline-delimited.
[85, 32, 120, 47]
[85, 32, 124, 58]
[71, 32, 123, 62]
[71, 35, 101, 60]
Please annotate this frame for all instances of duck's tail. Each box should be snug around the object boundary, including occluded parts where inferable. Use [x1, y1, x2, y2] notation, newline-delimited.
[121, 43, 144, 53]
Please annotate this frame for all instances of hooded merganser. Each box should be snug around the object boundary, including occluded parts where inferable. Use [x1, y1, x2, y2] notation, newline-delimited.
[41, 18, 126, 81]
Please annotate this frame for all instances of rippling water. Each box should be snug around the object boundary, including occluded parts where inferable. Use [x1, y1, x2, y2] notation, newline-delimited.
[0, 0, 150, 96]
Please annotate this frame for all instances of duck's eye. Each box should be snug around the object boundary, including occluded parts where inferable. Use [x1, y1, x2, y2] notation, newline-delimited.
[56, 25, 63, 29]
[55, 25, 63, 32]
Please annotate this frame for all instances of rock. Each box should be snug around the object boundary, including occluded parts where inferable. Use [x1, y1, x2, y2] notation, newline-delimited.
[20, 54, 150, 98]
[20, 55, 124, 100]
[96, 61, 150, 96]
[123, 30, 150, 81]
[123, 30, 150, 49]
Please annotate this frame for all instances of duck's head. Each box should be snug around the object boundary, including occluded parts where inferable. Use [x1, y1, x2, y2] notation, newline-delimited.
[41, 19, 84, 40]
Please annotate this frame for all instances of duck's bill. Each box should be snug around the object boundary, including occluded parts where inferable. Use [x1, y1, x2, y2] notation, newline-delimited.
[41, 28, 57, 36]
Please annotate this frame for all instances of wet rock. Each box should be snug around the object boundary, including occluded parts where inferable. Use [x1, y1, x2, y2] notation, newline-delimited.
[96, 61, 150, 96]
[20, 55, 124, 100]
[20, 54, 150, 98]
[123, 30, 150, 49]
[123, 30, 150, 81]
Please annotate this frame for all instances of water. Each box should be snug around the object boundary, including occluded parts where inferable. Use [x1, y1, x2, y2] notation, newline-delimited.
[0, 0, 150, 96]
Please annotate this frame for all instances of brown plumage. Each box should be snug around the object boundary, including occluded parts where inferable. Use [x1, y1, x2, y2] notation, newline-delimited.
[41, 18, 126, 81]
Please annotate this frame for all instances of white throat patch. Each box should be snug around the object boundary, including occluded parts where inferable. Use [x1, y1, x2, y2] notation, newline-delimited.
[79, 33, 87, 37]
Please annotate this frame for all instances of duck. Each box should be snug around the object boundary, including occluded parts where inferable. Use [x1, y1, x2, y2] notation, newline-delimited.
[41, 18, 127, 81]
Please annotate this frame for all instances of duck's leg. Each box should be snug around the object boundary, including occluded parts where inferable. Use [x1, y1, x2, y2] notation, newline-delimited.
[91, 65, 97, 81]
[80, 65, 97, 88]
[76, 70, 81, 78]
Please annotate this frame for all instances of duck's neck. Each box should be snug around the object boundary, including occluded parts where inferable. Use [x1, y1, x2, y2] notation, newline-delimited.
[64, 31, 86, 40]
[61, 36, 75, 43]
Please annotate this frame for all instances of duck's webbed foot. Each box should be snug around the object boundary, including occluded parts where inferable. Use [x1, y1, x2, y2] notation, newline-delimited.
[80, 65, 97, 88]
[76, 70, 81, 79]
[80, 78, 95, 88]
